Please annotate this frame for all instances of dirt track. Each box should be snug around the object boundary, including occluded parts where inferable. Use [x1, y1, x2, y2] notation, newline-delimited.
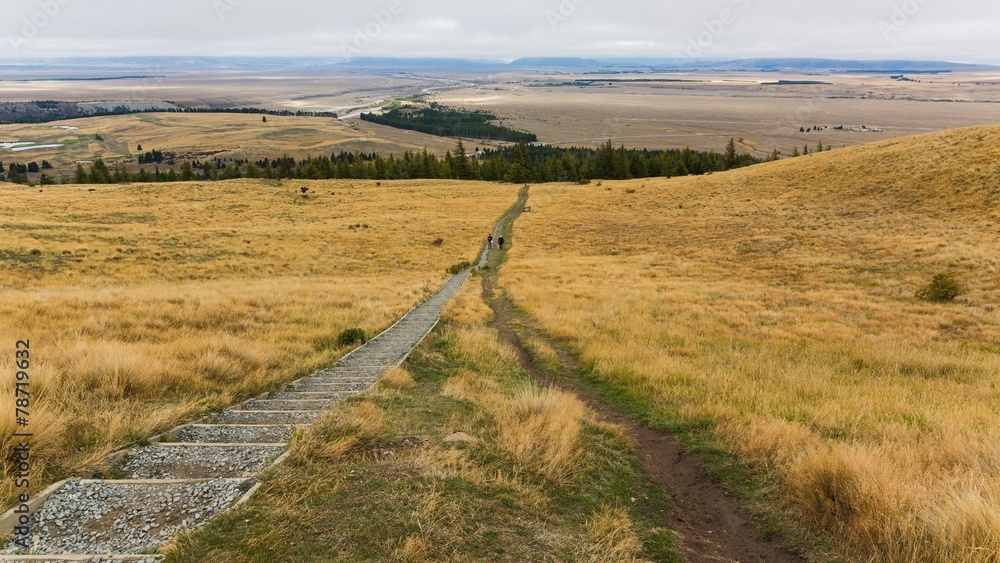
[481, 198, 804, 563]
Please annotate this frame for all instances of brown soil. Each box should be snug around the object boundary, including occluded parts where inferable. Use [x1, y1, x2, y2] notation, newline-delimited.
[480, 204, 804, 563]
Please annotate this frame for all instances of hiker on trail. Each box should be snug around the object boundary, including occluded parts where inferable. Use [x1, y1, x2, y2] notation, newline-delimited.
[488, 234, 493, 250]
[498, 236, 505, 250]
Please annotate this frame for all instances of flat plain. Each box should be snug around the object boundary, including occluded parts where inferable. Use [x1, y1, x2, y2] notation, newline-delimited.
[4, 68, 1000, 175]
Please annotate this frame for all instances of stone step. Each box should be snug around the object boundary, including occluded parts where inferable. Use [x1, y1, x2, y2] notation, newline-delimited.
[241, 399, 335, 412]
[209, 410, 320, 425]
[119, 445, 285, 480]
[172, 425, 296, 445]
[1, 479, 248, 557]
[270, 391, 358, 401]
[284, 382, 373, 393]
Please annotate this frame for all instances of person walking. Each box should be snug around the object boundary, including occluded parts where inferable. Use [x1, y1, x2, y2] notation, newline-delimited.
[488, 234, 493, 250]
[498, 235, 505, 250]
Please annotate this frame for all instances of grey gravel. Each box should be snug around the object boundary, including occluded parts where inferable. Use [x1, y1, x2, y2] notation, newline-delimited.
[0, 558, 161, 563]
[294, 376, 378, 391]
[209, 410, 320, 425]
[242, 399, 334, 411]
[0, 479, 246, 555]
[121, 445, 284, 479]
[285, 381, 373, 392]
[173, 425, 295, 444]
[270, 391, 358, 401]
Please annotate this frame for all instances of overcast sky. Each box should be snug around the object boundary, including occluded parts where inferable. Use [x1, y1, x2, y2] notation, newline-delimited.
[4, 0, 998, 63]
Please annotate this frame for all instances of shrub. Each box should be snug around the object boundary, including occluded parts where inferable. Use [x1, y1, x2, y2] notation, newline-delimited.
[916, 273, 963, 302]
[432, 238, 444, 247]
[447, 261, 473, 275]
[337, 328, 367, 347]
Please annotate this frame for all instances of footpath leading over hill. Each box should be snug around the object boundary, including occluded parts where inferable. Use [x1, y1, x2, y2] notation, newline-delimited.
[0, 193, 527, 562]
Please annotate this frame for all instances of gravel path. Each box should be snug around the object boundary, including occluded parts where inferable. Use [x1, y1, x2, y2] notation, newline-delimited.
[1, 479, 246, 556]
[2, 205, 511, 559]
[120, 446, 285, 480]
[209, 410, 320, 425]
[174, 425, 296, 444]
[241, 399, 335, 411]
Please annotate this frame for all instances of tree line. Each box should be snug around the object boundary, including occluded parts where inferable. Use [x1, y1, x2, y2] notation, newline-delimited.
[2, 139, 766, 186]
[360, 105, 538, 143]
[0, 102, 337, 124]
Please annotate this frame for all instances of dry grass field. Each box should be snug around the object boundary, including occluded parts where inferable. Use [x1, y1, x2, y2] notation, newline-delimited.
[501, 126, 1000, 561]
[0, 112, 460, 180]
[437, 72, 1000, 157]
[0, 178, 516, 508]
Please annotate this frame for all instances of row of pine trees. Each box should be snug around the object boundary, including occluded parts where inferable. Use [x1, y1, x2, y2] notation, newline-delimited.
[3, 139, 766, 186]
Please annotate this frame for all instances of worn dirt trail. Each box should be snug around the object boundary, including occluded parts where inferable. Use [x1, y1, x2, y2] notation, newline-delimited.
[482, 197, 804, 563]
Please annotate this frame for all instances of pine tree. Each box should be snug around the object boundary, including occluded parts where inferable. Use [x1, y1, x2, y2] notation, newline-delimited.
[88, 159, 110, 183]
[724, 138, 738, 169]
[453, 139, 471, 180]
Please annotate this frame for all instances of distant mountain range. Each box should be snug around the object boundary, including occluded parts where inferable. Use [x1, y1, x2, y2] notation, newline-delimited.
[332, 56, 997, 73]
[1, 56, 995, 76]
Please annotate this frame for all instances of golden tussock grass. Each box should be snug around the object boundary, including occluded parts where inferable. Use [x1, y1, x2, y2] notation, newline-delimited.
[440, 276, 495, 328]
[373, 366, 418, 393]
[441, 321, 591, 485]
[501, 126, 1000, 560]
[289, 400, 390, 464]
[494, 385, 588, 484]
[392, 536, 432, 562]
[0, 178, 515, 507]
[580, 506, 646, 562]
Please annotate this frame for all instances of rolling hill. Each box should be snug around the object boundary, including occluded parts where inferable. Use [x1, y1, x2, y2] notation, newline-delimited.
[501, 125, 1000, 561]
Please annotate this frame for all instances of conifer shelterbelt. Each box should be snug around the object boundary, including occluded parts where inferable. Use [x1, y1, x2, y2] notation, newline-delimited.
[9, 139, 763, 186]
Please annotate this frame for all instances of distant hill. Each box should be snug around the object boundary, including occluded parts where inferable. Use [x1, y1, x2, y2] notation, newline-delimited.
[507, 57, 602, 69]
[705, 58, 992, 73]
[336, 57, 496, 70]
[2, 56, 995, 75]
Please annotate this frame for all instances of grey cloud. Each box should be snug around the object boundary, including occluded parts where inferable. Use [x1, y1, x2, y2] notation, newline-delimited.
[3, 0, 998, 62]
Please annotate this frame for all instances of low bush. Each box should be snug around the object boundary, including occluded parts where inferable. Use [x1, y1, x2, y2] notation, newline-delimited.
[337, 328, 367, 347]
[447, 261, 473, 275]
[916, 273, 963, 302]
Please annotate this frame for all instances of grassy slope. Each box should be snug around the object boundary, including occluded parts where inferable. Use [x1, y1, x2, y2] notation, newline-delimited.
[501, 125, 1000, 561]
[166, 281, 678, 562]
[0, 179, 516, 508]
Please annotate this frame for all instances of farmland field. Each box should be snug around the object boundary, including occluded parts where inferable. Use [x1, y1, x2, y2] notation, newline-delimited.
[4, 68, 1000, 180]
